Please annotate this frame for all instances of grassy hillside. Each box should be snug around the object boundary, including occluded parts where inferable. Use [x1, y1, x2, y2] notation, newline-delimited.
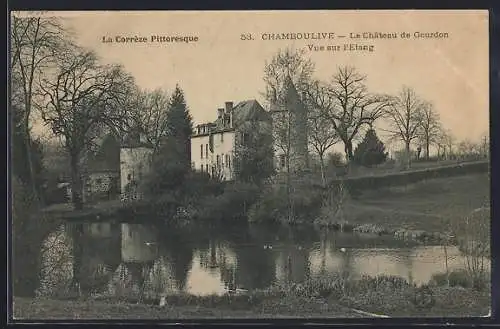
[343, 173, 490, 233]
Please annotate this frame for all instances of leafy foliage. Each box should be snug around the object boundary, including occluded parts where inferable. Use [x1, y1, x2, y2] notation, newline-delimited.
[233, 121, 275, 185]
[143, 85, 194, 195]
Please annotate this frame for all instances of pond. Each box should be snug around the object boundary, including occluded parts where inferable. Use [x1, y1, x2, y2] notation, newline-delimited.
[36, 219, 489, 299]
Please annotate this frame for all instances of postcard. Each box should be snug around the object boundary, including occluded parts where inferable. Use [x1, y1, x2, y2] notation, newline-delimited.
[10, 10, 490, 320]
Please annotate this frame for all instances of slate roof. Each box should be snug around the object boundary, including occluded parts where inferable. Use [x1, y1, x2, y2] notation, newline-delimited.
[121, 127, 154, 149]
[231, 99, 272, 126]
[86, 133, 121, 173]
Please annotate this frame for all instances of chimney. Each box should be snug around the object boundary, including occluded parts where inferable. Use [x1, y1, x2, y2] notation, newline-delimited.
[225, 101, 233, 114]
[217, 108, 224, 119]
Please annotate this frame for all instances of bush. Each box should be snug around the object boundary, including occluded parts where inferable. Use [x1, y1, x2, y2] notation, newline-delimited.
[248, 185, 324, 224]
[195, 181, 260, 222]
[430, 269, 480, 289]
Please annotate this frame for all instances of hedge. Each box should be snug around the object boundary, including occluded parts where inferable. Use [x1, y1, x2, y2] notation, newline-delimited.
[325, 161, 489, 197]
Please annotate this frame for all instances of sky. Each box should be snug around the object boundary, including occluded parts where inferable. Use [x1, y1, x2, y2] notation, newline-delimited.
[19, 10, 489, 151]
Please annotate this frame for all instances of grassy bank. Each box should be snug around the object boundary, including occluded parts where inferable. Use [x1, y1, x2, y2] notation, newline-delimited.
[344, 173, 490, 234]
[13, 273, 490, 320]
[41, 168, 490, 242]
[13, 296, 364, 320]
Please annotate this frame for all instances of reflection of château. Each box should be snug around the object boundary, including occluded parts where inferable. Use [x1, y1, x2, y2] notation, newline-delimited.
[62, 222, 172, 297]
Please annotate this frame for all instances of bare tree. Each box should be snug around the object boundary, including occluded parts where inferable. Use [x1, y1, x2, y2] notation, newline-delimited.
[132, 88, 170, 153]
[457, 139, 480, 160]
[37, 44, 136, 210]
[264, 48, 314, 223]
[308, 66, 390, 163]
[384, 86, 426, 169]
[479, 133, 489, 159]
[11, 16, 66, 198]
[306, 101, 339, 186]
[263, 47, 315, 107]
[418, 102, 442, 160]
[441, 129, 456, 160]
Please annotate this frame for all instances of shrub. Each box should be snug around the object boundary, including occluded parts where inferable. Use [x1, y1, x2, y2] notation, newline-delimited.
[195, 181, 260, 222]
[430, 269, 478, 289]
[453, 207, 490, 291]
[247, 185, 324, 224]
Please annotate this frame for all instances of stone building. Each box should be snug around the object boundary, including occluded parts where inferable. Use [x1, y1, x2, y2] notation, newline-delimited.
[120, 129, 154, 201]
[82, 133, 121, 203]
[270, 75, 309, 173]
[190, 100, 273, 181]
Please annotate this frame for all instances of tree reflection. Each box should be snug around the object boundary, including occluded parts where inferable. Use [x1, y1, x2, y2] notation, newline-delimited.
[158, 226, 194, 292]
[234, 244, 276, 290]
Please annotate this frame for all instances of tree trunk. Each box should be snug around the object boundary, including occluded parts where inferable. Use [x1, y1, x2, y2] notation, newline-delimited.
[405, 141, 412, 169]
[425, 138, 430, 160]
[319, 153, 326, 187]
[70, 154, 84, 210]
[344, 141, 353, 162]
[286, 156, 293, 223]
[286, 112, 293, 223]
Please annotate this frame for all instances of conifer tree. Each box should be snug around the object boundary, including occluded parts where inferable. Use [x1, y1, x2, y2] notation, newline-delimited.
[145, 85, 194, 194]
[165, 84, 193, 163]
[352, 128, 388, 167]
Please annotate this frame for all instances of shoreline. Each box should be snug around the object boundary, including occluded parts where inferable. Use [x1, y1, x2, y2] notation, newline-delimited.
[13, 274, 491, 319]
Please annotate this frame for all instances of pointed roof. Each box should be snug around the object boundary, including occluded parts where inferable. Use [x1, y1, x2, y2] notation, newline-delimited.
[269, 75, 306, 115]
[121, 125, 153, 148]
[86, 133, 120, 173]
[283, 75, 306, 114]
[232, 99, 272, 126]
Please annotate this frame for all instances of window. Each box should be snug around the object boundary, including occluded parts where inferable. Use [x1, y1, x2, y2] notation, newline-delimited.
[201, 144, 203, 159]
[200, 164, 203, 172]
[221, 153, 224, 167]
[216, 155, 220, 166]
[221, 133, 224, 142]
[127, 174, 132, 181]
[242, 132, 249, 145]
[206, 144, 209, 156]
[206, 164, 209, 173]
[226, 154, 230, 168]
[279, 154, 286, 168]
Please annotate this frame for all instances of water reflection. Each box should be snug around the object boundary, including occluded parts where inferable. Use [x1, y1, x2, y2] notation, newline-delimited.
[38, 221, 491, 299]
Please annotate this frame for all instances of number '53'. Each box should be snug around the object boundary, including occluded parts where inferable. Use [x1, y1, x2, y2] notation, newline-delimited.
[240, 33, 254, 41]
